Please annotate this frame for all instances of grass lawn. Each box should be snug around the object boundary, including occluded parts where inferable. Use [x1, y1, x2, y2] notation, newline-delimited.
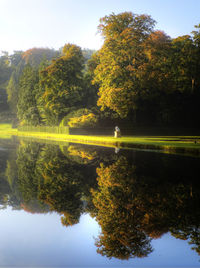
[0, 124, 200, 156]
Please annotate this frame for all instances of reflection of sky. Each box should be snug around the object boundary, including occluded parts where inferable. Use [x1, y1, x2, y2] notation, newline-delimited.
[0, 207, 199, 267]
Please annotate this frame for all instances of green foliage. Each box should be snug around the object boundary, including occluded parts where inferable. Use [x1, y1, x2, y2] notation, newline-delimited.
[82, 48, 96, 63]
[37, 43, 84, 125]
[9, 51, 23, 67]
[0, 52, 12, 86]
[36, 145, 86, 225]
[171, 35, 199, 92]
[6, 61, 24, 113]
[192, 23, 200, 47]
[17, 65, 40, 126]
[0, 52, 13, 113]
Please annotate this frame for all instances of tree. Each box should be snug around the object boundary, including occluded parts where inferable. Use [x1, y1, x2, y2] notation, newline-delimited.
[38, 44, 84, 125]
[91, 156, 153, 259]
[6, 61, 24, 113]
[171, 35, 198, 92]
[93, 12, 155, 118]
[192, 23, 200, 47]
[17, 65, 40, 125]
[0, 52, 12, 112]
[22, 48, 58, 67]
[36, 144, 86, 226]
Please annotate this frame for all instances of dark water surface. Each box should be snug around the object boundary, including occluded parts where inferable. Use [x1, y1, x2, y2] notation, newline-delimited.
[0, 137, 199, 267]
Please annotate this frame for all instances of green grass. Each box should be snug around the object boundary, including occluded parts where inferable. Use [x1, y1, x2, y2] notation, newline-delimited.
[0, 124, 200, 156]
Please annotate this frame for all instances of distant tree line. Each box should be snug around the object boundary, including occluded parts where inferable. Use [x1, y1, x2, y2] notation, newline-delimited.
[0, 11, 200, 129]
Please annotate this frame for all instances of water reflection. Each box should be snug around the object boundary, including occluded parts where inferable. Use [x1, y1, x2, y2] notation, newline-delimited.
[1, 139, 200, 261]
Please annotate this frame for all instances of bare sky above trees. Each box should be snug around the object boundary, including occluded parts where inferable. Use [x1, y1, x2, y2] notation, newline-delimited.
[0, 0, 200, 53]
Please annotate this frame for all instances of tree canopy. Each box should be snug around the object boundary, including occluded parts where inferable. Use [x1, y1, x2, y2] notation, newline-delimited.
[0, 11, 199, 129]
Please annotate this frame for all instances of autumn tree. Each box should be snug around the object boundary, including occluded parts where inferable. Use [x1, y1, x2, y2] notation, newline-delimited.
[91, 156, 153, 259]
[22, 48, 58, 67]
[91, 151, 200, 259]
[93, 12, 155, 118]
[138, 31, 172, 93]
[134, 30, 174, 124]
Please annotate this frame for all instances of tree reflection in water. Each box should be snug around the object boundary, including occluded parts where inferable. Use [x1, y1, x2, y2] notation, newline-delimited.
[1, 140, 200, 259]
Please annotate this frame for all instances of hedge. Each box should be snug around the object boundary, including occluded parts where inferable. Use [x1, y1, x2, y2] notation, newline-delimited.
[18, 125, 69, 135]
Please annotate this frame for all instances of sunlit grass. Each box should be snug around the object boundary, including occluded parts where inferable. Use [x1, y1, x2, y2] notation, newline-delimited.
[0, 124, 199, 155]
[0, 124, 17, 138]
[0, 124, 13, 130]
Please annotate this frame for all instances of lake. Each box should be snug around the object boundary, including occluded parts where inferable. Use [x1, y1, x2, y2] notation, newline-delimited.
[0, 137, 199, 268]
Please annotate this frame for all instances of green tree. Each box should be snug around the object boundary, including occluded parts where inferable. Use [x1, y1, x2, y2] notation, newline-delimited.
[38, 44, 84, 125]
[7, 61, 24, 113]
[0, 52, 12, 113]
[17, 64, 40, 125]
[9, 50, 23, 67]
[16, 141, 49, 213]
[36, 144, 85, 226]
[171, 35, 198, 92]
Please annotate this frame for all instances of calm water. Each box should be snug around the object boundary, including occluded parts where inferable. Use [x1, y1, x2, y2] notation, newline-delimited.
[0, 137, 200, 267]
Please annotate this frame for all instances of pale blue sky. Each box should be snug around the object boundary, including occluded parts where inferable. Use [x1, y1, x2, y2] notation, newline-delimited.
[0, 208, 199, 267]
[0, 0, 200, 54]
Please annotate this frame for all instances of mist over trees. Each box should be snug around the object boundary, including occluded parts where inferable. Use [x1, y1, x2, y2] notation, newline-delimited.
[0, 12, 200, 130]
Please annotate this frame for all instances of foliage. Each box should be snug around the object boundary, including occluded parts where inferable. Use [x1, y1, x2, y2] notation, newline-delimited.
[93, 12, 155, 117]
[91, 156, 153, 259]
[17, 65, 40, 126]
[37, 44, 84, 125]
[0, 137, 200, 259]
[68, 112, 98, 128]
[60, 108, 98, 127]
[6, 61, 24, 113]
[22, 48, 58, 67]
[16, 141, 49, 213]
[67, 145, 97, 164]
[0, 12, 200, 129]
[35, 144, 97, 226]
[90, 152, 200, 259]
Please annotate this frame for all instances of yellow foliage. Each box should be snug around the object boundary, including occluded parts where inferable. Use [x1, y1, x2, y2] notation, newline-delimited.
[68, 145, 97, 161]
[68, 113, 98, 128]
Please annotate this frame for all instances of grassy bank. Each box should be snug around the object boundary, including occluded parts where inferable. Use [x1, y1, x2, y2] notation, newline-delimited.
[0, 124, 200, 156]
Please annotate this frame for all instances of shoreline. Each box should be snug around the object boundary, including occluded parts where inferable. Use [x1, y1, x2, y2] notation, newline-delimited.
[0, 126, 200, 157]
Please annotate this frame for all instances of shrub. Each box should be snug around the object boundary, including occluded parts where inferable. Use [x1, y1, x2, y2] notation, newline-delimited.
[60, 109, 98, 128]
